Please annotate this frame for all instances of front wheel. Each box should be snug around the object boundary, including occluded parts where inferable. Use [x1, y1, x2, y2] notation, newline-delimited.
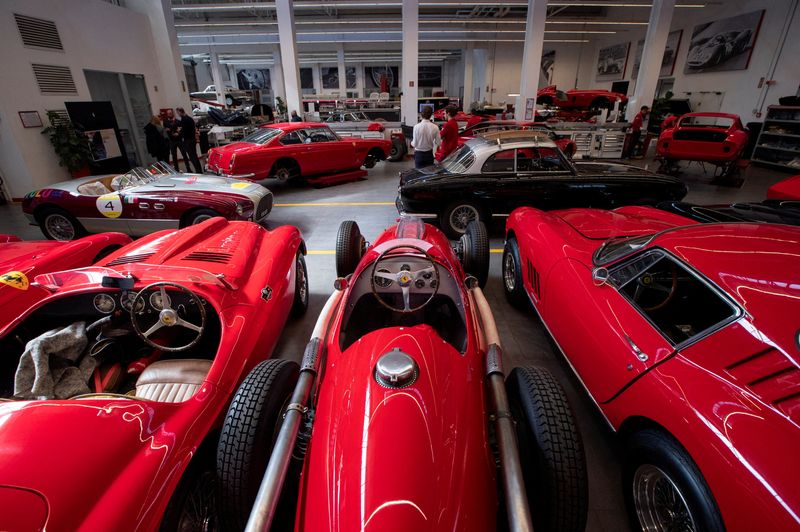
[39, 208, 85, 241]
[335, 220, 366, 278]
[458, 220, 489, 288]
[363, 154, 377, 169]
[185, 208, 219, 226]
[440, 201, 485, 239]
[291, 252, 309, 317]
[624, 429, 724, 532]
[502, 237, 527, 308]
[387, 138, 407, 162]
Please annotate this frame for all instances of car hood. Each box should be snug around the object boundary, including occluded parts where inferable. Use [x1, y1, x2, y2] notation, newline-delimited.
[573, 160, 659, 176]
[398, 165, 450, 187]
[555, 207, 692, 240]
[296, 325, 496, 531]
[133, 175, 269, 201]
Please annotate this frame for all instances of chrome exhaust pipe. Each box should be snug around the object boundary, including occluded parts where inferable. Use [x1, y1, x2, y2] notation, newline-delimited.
[470, 284, 534, 532]
[244, 288, 343, 532]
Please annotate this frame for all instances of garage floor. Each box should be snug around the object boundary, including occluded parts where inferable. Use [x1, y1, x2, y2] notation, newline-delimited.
[0, 156, 790, 531]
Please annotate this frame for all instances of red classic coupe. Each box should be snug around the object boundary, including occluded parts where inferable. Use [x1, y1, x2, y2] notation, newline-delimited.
[217, 218, 588, 532]
[458, 121, 578, 157]
[503, 205, 800, 532]
[536, 85, 627, 109]
[656, 112, 749, 181]
[205, 122, 392, 182]
[22, 164, 273, 241]
[0, 217, 307, 531]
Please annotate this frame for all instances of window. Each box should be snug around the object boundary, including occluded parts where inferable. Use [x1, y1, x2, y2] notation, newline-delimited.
[242, 128, 282, 145]
[280, 131, 305, 145]
[482, 150, 516, 173]
[610, 250, 739, 345]
[517, 147, 568, 172]
[304, 128, 338, 143]
[441, 146, 475, 173]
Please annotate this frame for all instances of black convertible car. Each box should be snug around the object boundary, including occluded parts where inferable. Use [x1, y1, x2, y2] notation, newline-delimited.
[658, 200, 800, 226]
[396, 131, 688, 237]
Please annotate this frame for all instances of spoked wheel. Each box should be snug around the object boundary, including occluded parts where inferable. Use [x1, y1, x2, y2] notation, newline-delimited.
[272, 162, 298, 182]
[457, 220, 489, 288]
[291, 252, 309, 317]
[335, 220, 366, 278]
[502, 237, 527, 308]
[39, 208, 84, 241]
[160, 444, 218, 532]
[633, 465, 697, 531]
[440, 201, 483, 239]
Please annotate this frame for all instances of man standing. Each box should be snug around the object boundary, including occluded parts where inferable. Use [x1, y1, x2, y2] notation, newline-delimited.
[176, 107, 202, 173]
[626, 105, 650, 158]
[163, 110, 184, 171]
[290, 110, 302, 122]
[411, 106, 440, 168]
[436, 106, 459, 161]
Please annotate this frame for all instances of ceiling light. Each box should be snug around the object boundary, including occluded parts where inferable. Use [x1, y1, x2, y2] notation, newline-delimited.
[508, 93, 520, 97]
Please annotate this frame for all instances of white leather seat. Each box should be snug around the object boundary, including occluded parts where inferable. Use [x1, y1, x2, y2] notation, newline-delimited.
[135, 359, 212, 403]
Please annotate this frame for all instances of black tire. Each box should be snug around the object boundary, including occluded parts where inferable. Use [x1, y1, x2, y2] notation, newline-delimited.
[590, 97, 613, 110]
[335, 220, 365, 278]
[502, 237, 527, 308]
[506, 366, 588, 532]
[271, 160, 299, 182]
[92, 245, 122, 264]
[291, 252, 309, 317]
[160, 440, 219, 532]
[458, 220, 489, 288]
[439, 200, 485, 239]
[217, 359, 300, 532]
[387, 137, 406, 162]
[537, 96, 554, 106]
[363, 154, 377, 169]
[37, 207, 86, 241]
[184, 208, 219, 227]
[623, 429, 724, 532]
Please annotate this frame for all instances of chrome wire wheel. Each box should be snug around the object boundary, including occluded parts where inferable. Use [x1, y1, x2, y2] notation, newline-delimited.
[448, 204, 479, 234]
[503, 250, 516, 292]
[274, 166, 291, 181]
[633, 464, 696, 532]
[45, 212, 76, 241]
[176, 470, 217, 532]
[296, 255, 308, 304]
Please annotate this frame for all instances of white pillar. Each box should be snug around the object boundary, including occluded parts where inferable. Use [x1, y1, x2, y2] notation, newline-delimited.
[337, 45, 347, 98]
[312, 64, 322, 95]
[463, 43, 474, 109]
[516, 0, 547, 120]
[401, 0, 419, 126]
[275, 0, 302, 117]
[209, 51, 226, 105]
[356, 62, 365, 99]
[626, 0, 676, 120]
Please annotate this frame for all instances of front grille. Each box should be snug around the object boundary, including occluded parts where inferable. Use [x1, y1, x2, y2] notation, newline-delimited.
[673, 130, 727, 142]
[106, 252, 154, 266]
[182, 251, 233, 264]
[256, 194, 273, 220]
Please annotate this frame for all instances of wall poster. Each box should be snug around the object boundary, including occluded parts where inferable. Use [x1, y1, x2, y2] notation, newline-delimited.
[684, 10, 765, 74]
[596, 42, 630, 81]
[632, 30, 683, 78]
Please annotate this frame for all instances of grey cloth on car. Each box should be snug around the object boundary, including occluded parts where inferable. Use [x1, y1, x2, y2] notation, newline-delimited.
[14, 322, 96, 400]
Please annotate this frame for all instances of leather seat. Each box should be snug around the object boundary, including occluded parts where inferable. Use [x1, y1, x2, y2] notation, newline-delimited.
[135, 359, 212, 403]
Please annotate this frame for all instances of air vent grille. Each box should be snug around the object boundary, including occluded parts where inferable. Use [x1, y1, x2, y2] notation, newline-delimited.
[725, 347, 800, 423]
[32, 64, 77, 94]
[182, 251, 233, 264]
[106, 252, 154, 266]
[15, 14, 63, 51]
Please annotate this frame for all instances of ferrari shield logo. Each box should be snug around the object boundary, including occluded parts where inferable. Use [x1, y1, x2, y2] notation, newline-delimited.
[0, 271, 29, 291]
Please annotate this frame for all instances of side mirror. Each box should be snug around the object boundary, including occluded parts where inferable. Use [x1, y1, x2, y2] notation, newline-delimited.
[592, 267, 610, 286]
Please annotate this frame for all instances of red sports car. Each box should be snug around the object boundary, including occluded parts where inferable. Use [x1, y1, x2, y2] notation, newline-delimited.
[217, 218, 588, 532]
[0, 217, 307, 530]
[656, 112, 749, 180]
[767, 174, 800, 200]
[536, 85, 627, 109]
[22, 164, 273, 241]
[206, 122, 392, 182]
[503, 205, 800, 531]
[458, 121, 578, 157]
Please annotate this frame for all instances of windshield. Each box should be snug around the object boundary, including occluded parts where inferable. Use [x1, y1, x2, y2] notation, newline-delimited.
[593, 234, 657, 266]
[441, 146, 476, 173]
[112, 167, 161, 190]
[680, 116, 734, 128]
[34, 265, 226, 291]
[242, 127, 282, 145]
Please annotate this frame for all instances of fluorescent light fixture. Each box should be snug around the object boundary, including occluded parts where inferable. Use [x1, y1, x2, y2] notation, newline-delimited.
[508, 93, 520, 97]
[172, 1, 704, 11]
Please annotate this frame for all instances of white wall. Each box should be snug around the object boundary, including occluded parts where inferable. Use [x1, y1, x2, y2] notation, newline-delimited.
[0, 0, 185, 199]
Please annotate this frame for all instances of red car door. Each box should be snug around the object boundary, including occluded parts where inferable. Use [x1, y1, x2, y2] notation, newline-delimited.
[299, 127, 353, 174]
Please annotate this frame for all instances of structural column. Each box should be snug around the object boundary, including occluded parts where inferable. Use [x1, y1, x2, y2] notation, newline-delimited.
[337, 44, 347, 98]
[463, 43, 474, 108]
[209, 51, 227, 105]
[272, 46, 286, 109]
[401, 0, 419, 126]
[516, 0, 547, 119]
[275, 0, 302, 117]
[627, 0, 676, 120]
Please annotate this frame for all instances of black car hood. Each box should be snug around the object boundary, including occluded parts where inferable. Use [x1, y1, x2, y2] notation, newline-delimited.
[573, 160, 658, 176]
[399, 165, 451, 186]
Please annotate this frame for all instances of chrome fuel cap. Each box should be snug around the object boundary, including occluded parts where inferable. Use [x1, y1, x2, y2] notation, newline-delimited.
[375, 348, 418, 389]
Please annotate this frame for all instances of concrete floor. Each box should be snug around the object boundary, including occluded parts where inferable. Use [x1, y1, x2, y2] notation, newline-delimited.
[0, 156, 791, 531]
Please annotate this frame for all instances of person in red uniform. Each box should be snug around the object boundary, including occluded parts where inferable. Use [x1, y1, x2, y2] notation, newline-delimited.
[625, 105, 650, 158]
[436, 106, 459, 161]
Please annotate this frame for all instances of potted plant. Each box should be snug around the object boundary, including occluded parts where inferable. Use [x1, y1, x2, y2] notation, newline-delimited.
[41, 111, 93, 178]
[275, 96, 287, 121]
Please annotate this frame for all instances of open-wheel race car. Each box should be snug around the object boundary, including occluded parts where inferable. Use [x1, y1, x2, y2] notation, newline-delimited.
[536, 85, 627, 110]
[217, 217, 588, 532]
[0, 217, 308, 530]
[503, 206, 800, 531]
[656, 112, 749, 183]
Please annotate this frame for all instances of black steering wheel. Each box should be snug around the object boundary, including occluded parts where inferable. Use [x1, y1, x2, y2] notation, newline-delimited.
[633, 263, 678, 312]
[130, 282, 207, 352]
[370, 244, 440, 313]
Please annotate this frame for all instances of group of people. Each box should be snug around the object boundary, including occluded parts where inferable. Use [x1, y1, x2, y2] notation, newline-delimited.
[410, 105, 460, 169]
[143, 107, 203, 173]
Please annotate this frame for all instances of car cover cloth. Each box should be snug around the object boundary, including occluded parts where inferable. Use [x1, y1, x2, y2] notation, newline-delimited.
[13, 322, 96, 400]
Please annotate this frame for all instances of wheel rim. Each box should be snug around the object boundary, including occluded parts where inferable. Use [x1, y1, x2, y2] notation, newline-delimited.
[45, 213, 76, 241]
[192, 214, 213, 225]
[176, 470, 217, 532]
[449, 205, 479, 233]
[633, 464, 697, 532]
[297, 257, 308, 303]
[275, 167, 291, 181]
[503, 251, 516, 292]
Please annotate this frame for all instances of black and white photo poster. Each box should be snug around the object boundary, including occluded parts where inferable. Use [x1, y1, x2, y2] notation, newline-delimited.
[684, 10, 764, 74]
[596, 42, 630, 81]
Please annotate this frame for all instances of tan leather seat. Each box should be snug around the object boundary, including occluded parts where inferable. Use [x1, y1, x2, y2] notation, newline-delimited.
[135, 359, 212, 403]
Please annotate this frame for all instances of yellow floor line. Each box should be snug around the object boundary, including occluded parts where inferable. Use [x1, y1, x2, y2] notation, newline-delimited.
[274, 201, 395, 207]
[307, 248, 504, 255]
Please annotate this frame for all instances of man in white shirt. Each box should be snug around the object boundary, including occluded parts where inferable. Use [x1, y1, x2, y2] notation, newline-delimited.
[411, 106, 441, 168]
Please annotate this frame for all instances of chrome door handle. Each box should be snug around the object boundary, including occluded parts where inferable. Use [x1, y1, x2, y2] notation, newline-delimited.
[625, 335, 649, 362]
[154, 204, 166, 210]
[138, 203, 149, 209]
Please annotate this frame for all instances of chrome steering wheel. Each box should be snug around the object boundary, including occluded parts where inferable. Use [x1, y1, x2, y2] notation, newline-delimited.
[370, 244, 440, 313]
[130, 282, 207, 352]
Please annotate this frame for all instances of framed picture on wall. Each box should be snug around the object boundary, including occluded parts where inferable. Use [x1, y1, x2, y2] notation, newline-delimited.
[236, 68, 271, 90]
[632, 30, 683, 78]
[684, 10, 764, 74]
[300, 68, 314, 89]
[596, 42, 630, 81]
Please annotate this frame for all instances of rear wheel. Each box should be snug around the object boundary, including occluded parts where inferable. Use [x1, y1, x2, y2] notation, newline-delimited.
[387, 137, 407, 162]
[291, 252, 309, 317]
[38, 207, 85, 241]
[335, 220, 366, 278]
[458, 220, 489, 288]
[363, 154, 377, 169]
[217, 359, 300, 532]
[271, 161, 299, 182]
[502, 237, 527, 308]
[440, 200, 485, 239]
[506, 366, 588, 532]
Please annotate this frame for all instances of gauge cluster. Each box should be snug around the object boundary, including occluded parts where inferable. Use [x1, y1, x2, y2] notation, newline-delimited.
[88, 289, 198, 315]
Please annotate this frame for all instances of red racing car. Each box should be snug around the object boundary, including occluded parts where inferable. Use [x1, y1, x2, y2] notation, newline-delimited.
[0, 217, 307, 531]
[458, 121, 578, 157]
[536, 85, 627, 109]
[206, 122, 392, 183]
[217, 218, 588, 532]
[503, 205, 800, 531]
[656, 112, 749, 182]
